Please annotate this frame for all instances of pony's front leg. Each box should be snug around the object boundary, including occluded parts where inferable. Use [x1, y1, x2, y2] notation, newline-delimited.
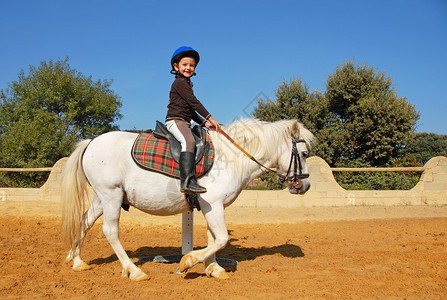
[179, 203, 229, 279]
[101, 194, 149, 281]
[204, 229, 230, 279]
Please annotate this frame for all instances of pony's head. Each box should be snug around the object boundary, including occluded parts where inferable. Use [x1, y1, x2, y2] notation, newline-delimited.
[276, 120, 315, 194]
[213, 118, 315, 195]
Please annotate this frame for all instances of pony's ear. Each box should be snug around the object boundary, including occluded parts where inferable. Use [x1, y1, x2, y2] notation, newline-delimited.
[291, 120, 300, 137]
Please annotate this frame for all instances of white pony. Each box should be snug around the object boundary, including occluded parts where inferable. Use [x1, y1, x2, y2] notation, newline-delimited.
[61, 118, 315, 280]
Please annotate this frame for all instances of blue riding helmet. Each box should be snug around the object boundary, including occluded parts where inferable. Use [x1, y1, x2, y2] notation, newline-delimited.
[171, 46, 200, 71]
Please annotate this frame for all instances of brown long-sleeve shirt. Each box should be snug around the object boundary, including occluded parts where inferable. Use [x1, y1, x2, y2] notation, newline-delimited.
[166, 75, 211, 125]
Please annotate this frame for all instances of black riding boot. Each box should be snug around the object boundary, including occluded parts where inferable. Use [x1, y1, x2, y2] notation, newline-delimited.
[180, 152, 207, 194]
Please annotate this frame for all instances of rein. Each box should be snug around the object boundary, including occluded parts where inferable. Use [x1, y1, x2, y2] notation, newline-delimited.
[216, 128, 309, 188]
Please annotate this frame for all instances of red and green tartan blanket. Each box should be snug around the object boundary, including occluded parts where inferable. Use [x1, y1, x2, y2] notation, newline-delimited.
[131, 132, 214, 179]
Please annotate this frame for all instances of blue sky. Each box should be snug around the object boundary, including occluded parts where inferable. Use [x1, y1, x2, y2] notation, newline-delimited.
[1, 0, 446, 134]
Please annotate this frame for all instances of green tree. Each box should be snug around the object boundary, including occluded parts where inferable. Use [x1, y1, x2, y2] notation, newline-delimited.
[252, 77, 344, 165]
[0, 57, 122, 187]
[325, 60, 420, 166]
[253, 78, 328, 132]
[251, 60, 423, 190]
[404, 132, 447, 165]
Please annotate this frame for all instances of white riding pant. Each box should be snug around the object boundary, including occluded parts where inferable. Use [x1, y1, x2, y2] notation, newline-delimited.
[166, 119, 196, 153]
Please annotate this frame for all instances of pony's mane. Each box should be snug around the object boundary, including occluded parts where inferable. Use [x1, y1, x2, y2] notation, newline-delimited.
[209, 118, 315, 174]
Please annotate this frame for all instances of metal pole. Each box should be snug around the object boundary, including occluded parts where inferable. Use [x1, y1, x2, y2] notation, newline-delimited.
[138, 206, 237, 269]
[181, 211, 193, 254]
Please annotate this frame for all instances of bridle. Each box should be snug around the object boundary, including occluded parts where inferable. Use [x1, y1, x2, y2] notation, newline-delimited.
[280, 135, 310, 191]
[217, 128, 309, 189]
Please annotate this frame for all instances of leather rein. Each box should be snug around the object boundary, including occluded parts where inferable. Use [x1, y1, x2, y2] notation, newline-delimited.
[217, 128, 309, 189]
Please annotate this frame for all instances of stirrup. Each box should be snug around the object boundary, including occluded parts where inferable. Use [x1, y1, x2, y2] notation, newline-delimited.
[181, 176, 207, 194]
[181, 185, 207, 194]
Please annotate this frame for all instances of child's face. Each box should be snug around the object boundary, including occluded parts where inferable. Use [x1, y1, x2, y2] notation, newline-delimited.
[174, 57, 196, 78]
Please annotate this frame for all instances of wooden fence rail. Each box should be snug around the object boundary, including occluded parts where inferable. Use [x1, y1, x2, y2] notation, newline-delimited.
[331, 167, 425, 172]
[0, 168, 53, 172]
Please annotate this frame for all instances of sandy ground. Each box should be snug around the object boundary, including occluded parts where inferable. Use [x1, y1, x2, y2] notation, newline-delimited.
[0, 200, 446, 299]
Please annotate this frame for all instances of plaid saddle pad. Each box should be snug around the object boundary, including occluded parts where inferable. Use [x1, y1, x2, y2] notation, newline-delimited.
[131, 132, 214, 179]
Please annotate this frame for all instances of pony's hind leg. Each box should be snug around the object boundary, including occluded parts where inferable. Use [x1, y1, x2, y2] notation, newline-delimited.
[66, 195, 103, 271]
[100, 189, 149, 281]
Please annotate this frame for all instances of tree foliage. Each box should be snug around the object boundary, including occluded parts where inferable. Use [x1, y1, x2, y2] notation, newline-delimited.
[404, 132, 447, 165]
[252, 78, 331, 134]
[253, 60, 420, 168]
[333, 159, 420, 190]
[252, 60, 427, 190]
[0, 57, 122, 187]
[324, 61, 420, 166]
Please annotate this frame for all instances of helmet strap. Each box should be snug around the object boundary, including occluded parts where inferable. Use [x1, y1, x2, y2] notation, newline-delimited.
[170, 70, 196, 77]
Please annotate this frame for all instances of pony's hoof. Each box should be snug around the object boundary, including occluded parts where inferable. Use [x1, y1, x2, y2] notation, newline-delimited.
[205, 262, 229, 279]
[208, 269, 229, 279]
[122, 267, 150, 281]
[131, 272, 150, 281]
[73, 262, 92, 271]
[176, 266, 186, 275]
[215, 271, 229, 279]
[178, 254, 198, 273]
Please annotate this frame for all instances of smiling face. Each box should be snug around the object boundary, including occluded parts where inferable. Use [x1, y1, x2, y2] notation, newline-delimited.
[173, 57, 196, 78]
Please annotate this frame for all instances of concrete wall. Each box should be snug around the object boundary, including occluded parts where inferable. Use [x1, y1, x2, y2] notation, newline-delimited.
[234, 156, 447, 207]
[1, 156, 446, 207]
[0, 158, 67, 202]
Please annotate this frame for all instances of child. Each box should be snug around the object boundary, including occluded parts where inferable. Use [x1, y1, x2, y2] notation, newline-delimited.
[166, 46, 221, 194]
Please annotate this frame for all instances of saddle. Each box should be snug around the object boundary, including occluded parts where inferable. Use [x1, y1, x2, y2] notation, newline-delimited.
[131, 121, 214, 179]
[152, 121, 206, 164]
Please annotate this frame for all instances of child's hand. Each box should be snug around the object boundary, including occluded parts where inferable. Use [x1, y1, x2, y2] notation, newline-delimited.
[205, 116, 221, 131]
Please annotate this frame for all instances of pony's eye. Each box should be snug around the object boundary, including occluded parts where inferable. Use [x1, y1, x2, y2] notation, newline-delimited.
[302, 151, 308, 157]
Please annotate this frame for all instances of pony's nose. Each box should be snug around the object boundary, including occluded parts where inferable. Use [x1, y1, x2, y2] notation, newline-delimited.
[289, 182, 310, 194]
[305, 184, 311, 192]
[289, 186, 298, 194]
[297, 183, 310, 195]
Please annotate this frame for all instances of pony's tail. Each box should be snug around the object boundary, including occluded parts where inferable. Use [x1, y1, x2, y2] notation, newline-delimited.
[61, 139, 91, 248]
